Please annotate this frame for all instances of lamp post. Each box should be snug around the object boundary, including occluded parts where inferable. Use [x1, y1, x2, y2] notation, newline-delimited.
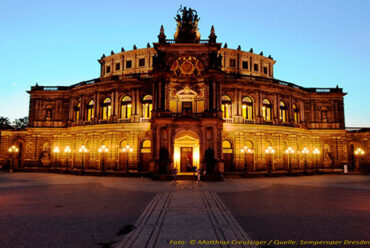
[98, 145, 109, 173]
[313, 148, 320, 173]
[122, 145, 133, 173]
[53, 146, 60, 169]
[354, 148, 365, 172]
[302, 147, 309, 174]
[64, 146, 71, 171]
[8, 145, 19, 173]
[285, 147, 295, 174]
[241, 146, 253, 175]
[265, 146, 275, 175]
[79, 145, 88, 173]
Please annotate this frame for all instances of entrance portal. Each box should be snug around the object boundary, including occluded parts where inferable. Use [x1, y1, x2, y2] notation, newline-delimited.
[180, 147, 193, 172]
[173, 132, 200, 173]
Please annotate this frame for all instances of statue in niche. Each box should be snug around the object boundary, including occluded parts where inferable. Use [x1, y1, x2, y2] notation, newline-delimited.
[40, 142, 51, 167]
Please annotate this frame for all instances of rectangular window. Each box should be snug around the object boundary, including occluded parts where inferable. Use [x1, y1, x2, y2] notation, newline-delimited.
[263, 66, 268, 74]
[139, 58, 145, 67]
[126, 60, 132, 69]
[115, 63, 120, 71]
[242, 61, 248, 69]
[229, 59, 236, 68]
[106, 66, 111, 73]
[254, 64, 259, 72]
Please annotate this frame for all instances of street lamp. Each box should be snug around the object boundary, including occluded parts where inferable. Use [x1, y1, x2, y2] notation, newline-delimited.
[64, 146, 71, 171]
[265, 146, 275, 175]
[241, 146, 253, 175]
[354, 148, 365, 172]
[53, 146, 60, 169]
[285, 147, 295, 174]
[313, 148, 320, 173]
[79, 145, 88, 173]
[122, 145, 133, 173]
[302, 147, 309, 174]
[98, 145, 109, 173]
[8, 145, 19, 173]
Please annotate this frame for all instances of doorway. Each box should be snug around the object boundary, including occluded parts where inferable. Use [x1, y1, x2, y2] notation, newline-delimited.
[180, 147, 193, 172]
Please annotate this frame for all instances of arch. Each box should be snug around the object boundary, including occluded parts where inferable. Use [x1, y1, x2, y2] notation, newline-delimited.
[245, 140, 254, 149]
[120, 96, 132, 119]
[142, 95, 153, 119]
[242, 96, 253, 120]
[222, 139, 234, 172]
[86, 99, 95, 121]
[141, 139, 151, 148]
[222, 140, 232, 149]
[262, 99, 272, 121]
[293, 104, 300, 124]
[101, 97, 112, 120]
[221, 95, 232, 119]
[280, 101, 288, 123]
[119, 139, 129, 148]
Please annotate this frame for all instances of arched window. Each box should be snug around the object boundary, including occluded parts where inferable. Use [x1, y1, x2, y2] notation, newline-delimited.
[221, 95, 232, 119]
[262, 99, 272, 121]
[242, 96, 253, 120]
[141, 139, 151, 153]
[280, 101, 288, 123]
[142, 95, 152, 119]
[121, 96, 132, 119]
[102, 98, 112, 120]
[87, 100, 94, 121]
[293, 104, 300, 124]
[222, 140, 233, 153]
[74, 103, 80, 122]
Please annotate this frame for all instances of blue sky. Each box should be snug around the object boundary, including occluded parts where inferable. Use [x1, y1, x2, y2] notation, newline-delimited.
[0, 0, 369, 126]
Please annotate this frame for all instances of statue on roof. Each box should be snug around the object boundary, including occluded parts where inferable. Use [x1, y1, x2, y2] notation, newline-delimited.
[174, 6, 201, 43]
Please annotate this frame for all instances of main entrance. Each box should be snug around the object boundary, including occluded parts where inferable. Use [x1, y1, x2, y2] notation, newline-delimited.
[173, 131, 200, 173]
[180, 147, 193, 172]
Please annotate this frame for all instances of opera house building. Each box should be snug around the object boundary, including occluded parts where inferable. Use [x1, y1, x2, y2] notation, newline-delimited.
[0, 8, 368, 177]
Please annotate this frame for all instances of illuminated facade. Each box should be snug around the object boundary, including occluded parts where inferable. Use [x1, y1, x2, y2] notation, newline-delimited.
[0, 7, 369, 175]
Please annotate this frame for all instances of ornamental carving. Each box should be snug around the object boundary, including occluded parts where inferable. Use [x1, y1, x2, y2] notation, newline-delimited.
[170, 56, 204, 77]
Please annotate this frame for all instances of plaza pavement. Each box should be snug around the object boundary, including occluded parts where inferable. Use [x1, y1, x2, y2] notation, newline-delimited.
[0, 173, 369, 247]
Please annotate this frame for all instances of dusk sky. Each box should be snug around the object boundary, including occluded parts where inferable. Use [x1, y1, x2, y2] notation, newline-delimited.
[1, 0, 369, 127]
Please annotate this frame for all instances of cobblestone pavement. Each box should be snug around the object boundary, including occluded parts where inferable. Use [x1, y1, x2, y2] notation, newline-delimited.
[0, 173, 369, 248]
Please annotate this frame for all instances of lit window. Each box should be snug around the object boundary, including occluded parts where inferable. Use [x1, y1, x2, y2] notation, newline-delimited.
[229, 59, 236, 68]
[262, 99, 272, 121]
[142, 95, 152, 118]
[293, 104, 300, 124]
[121, 96, 132, 119]
[222, 95, 232, 119]
[102, 98, 112, 120]
[242, 96, 253, 120]
[139, 58, 145, 67]
[87, 100, 94, 121]
[74, 103, 80, 122]
[280, 101, 288, 122]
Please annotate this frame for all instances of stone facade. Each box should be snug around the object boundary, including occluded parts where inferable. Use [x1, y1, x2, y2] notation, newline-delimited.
[1, 8, 368, 174]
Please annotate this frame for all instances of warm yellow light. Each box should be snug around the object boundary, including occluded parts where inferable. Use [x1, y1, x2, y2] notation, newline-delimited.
[122, 148, 126, 152]
[129, 148, 133, 152]
[64, 146, 71, 153]
[53, 147, 60, 153]
[265, 146, 275, 154]
[355, 148, 365, 155]
[79, 146, 88, 153]
[241, 149, 244, 153]
[302, 147, 309, 154]
[285, 147, 295, 154]
[313, 148, 320, 154]
[242, 105, 246, 109]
